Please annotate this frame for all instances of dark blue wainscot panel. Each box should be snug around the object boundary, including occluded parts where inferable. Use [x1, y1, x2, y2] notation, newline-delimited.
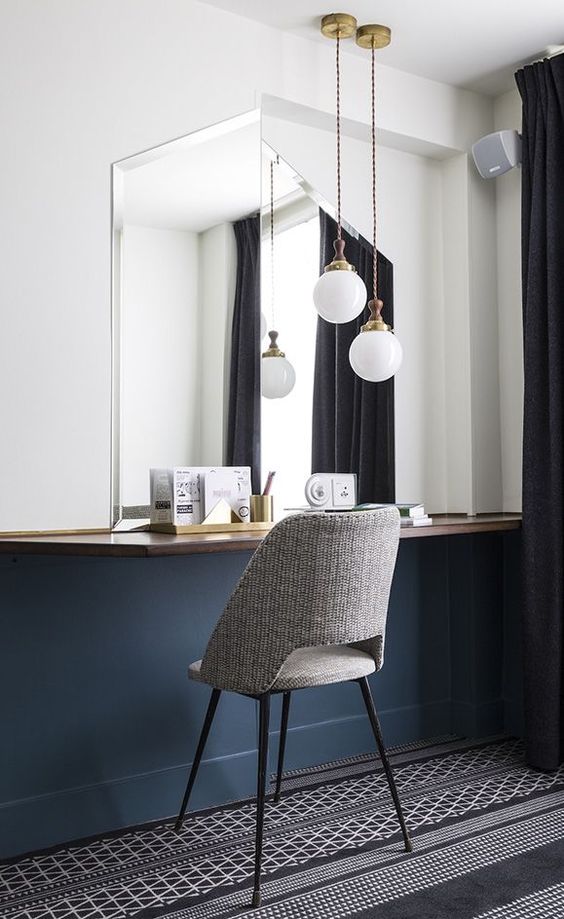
[448, 531, 523, 739]
[1, 550, 255, 859]
[0, 532, 520, 858]
[502, 530, 524, 736]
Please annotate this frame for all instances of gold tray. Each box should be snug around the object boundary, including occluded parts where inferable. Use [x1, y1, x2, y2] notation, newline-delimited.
[149, 521, 273, 535]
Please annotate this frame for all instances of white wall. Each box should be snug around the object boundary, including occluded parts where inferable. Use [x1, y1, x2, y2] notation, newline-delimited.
[0, 0, 506, 530]
[380, 148, 446, 509]
[120, 226, 200, 507]
[468, 162, 503, 513]
[495, 89, 523, 512]
[441, 154, 473, 512]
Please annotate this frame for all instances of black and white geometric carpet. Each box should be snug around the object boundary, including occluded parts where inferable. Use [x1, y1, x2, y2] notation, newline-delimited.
[2, 738, 564, 919]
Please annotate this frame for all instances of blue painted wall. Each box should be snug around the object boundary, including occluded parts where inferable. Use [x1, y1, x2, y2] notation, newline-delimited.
[0, 532, 521, 858]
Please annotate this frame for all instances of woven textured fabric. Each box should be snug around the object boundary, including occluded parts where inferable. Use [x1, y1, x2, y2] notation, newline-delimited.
[190, 644, 376, 691]
[194, 508, 400, 695]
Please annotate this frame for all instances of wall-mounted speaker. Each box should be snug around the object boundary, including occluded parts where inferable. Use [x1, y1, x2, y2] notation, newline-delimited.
[471, 130, 522, 179]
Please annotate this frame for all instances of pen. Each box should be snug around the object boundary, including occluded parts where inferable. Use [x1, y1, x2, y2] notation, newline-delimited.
[263, 471, 276, 496]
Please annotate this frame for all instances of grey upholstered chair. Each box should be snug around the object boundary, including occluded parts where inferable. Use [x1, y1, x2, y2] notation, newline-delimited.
[174, 508, 412, 908]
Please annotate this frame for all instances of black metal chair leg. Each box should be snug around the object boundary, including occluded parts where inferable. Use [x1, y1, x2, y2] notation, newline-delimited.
[252, 693, 271, 909]
[273, 692, 291, 802]
[174, 688, 221, 833]
[358, 677, 413, 852]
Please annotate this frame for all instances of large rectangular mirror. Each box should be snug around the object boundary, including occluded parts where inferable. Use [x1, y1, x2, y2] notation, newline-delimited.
[112, 110, 260, 525]
[112, 104, 395, 528]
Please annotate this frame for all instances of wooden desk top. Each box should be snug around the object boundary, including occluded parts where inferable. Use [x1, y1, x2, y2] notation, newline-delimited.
[0, 514, 521, 558]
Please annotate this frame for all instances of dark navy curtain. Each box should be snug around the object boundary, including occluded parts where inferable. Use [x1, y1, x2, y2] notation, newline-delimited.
[312, 210, 395, 504]
[226, 215, 261, 494]
[516, 54, 564, 771]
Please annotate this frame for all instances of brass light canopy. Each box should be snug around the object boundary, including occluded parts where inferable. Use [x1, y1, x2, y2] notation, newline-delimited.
[356, 23, 392, 50]
[320, 12, 357, 40]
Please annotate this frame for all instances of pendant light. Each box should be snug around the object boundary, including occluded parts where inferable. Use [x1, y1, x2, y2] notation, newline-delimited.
[262, 159, 296, 400]
[349, 24, 403, 383]
[313, 13, 367, 324]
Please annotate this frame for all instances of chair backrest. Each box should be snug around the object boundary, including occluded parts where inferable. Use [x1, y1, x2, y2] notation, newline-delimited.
[199, 507, 400, 695]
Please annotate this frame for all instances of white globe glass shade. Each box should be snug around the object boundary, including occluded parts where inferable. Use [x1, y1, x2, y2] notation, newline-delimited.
[349, 330, 403, 382]
[313, 270, 367, 324]
[261, 355, 296, 399]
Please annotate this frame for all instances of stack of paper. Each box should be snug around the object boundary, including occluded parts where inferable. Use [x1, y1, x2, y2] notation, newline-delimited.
[396, 504, 433, 527]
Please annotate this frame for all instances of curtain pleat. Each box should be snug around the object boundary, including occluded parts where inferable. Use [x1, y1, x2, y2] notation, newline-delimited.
[516, 53, 564, 771]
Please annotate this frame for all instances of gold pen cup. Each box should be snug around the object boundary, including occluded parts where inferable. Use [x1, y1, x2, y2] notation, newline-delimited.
[250, 495, 274, 523]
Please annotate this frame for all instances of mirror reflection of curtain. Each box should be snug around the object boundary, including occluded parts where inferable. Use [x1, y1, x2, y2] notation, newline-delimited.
[227, 215, 261, 493]
[312, 209, 395, 504]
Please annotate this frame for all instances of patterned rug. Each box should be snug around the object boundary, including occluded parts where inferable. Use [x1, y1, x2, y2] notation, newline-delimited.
[2, 738, 564, 919]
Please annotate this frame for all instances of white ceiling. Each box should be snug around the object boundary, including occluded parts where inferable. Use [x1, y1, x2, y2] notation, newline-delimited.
[198, 0, 564, 95]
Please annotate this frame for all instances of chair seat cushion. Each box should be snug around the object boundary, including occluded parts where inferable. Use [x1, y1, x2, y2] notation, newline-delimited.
[189, 644, 375, 692]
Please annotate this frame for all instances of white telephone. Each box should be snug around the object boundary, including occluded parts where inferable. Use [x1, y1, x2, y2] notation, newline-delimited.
[304, 473, 357, 510]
